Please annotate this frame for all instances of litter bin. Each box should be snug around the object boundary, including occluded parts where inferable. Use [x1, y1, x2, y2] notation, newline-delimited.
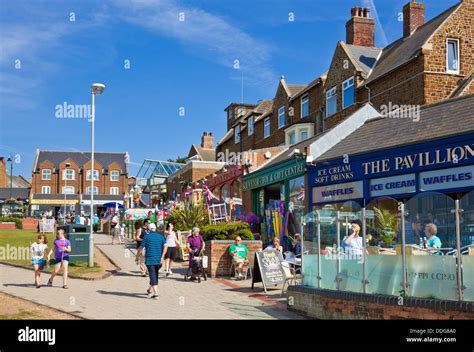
[59, 224, 90, 263]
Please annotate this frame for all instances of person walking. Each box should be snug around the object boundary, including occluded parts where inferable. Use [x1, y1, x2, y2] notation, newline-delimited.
[31, 234, 48, 288]
[47, 229, 71, 289]
[135, 219, 150, 276]
[137, 223, 168, 299]
[164, 223, 178, 276]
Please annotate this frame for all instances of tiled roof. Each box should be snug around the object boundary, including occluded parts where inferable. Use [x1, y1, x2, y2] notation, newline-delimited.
[287, 84, 307, 97]
[344, 43, 382, 77]
[191, 145, 216, 162]
[317, 93, 474, 162]
[364, 2, 461, 85]
[217, 129, 234, 146]
[0, 188, 30, 200]
[34, 151, 128, 172]
[6, 176, 31, 188]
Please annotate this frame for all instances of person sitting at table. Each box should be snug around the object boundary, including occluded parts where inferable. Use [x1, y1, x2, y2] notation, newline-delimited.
[425, 223, 442, 251]
[293, 234, 302, 257]
[342, 223, 363, 256]
[265, 237, 283, 253]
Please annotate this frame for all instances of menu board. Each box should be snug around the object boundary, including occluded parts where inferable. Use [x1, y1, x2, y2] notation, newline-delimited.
[251, 249, 286, 293]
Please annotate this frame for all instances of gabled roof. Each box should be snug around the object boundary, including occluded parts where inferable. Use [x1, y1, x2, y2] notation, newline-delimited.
[33, 150, 128, 172]
[364, 2, 461, 85]
[7, 176, 31, 188]
[0, 188, 30, 200]
[217, 128, 234, 146]
[188, 145, 216, 162]
[290, 73, 327, 102]
[342, 42, 382, 77]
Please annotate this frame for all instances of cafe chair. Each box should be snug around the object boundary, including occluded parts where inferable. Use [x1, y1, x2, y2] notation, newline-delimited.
[280, 259, 303, 297]
[229, 257, 252, 280]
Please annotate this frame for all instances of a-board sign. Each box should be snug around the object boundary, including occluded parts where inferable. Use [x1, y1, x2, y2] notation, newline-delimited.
[251, 249, 286, 293]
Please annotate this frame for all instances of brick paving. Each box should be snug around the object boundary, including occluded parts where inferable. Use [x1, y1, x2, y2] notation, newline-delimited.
[0, 234, 303, 320]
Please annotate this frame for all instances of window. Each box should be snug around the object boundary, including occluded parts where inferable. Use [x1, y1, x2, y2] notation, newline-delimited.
[41, 186, 51, 194]
[447, 39, 460, 74]
[248, 116, 254, 136]
[301, 96, 309, 118]
[300, 129, 309, 141]
[62, 169, 75, 181]
[229, 109, 234, 120]
[110, 187, 119, 195]
[62, 186, 75, 194]
[41, 169, 51, 180]
[86, 186, 99, 195]
[326, 87, 338, 117]
[235, 125, 241, 143]
[342, 77, 355, 109]
[289, 132, 296, 145]
[86, 170, 99, 181]
[278, 107, 285, 129]
[110, 170, 119, 181]
[264, 118, 271, 138]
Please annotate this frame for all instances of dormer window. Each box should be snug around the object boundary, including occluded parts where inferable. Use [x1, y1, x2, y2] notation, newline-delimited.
[301, 96, 309, 118]
[248, 116, 254, 136]
[229, 109, 235, 120]
[447, 39, 460, 74]
[235, 125, 241, 143]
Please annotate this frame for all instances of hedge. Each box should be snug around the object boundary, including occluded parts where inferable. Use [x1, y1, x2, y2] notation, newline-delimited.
[201, 222, 253, 241]
[0, 217, 23, 229]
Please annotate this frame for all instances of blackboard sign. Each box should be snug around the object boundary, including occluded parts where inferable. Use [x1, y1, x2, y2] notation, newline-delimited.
[251, 250, 286, 293]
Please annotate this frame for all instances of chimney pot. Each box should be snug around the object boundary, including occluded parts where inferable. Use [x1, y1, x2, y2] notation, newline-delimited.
[346, 6, 375, 47]
[403, 1, 425, 38]
[201, 131, 214, 149]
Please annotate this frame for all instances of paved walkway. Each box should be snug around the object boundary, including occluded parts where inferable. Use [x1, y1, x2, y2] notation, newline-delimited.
[0, 234, 302, 319]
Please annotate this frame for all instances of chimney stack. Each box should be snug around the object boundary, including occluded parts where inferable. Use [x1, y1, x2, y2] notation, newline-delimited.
[403, 1, 425, 38]
[346, 7, 375, 47]
[201, 132, 214, 149]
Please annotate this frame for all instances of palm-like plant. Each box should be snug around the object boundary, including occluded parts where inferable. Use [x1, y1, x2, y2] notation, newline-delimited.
[166, 204, 210, 231]
[368, 207, 399, 246]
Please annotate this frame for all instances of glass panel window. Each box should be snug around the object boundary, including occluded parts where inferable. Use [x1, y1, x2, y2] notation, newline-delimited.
[62, 169, 75, 181]
[300, 129, 309, 141]
[229, 109, 234, 120]
[62, 186, 75, 194]
[278, 107, 285, 129]
[86, 170, 99, 181]
[110, 187, 119, 195]
[41, 186, 51, 194]
[342, 77, 355, 109]
[301, 96, 309, 118]
[41, 169, 51, 180]
[326, 87, 337, 117]
[289, 131, 296, 145]
[248, 116, 254, 136]
[110, 170, 119, 181]
[264, 118, 270, 138]
[447, 39, 459, 73]
[235, 125, 241, 143]
[86, 186, 99, 195]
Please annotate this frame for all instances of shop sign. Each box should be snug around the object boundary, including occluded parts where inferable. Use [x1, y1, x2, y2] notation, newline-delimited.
[370, 174, 416, 197]
[313, 181, 363, 204]
[30, 199, 78, 205]
[419, 165, 473, 192]
[208, 167, 243, 188]
[243, 160, 305, 191]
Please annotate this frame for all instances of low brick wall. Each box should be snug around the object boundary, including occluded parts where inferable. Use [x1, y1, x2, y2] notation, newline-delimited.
[205, 240, 262, 277]
[0, 222, 16, 230]
[22, 217, 38, 230]
[287, 286, 474, 320]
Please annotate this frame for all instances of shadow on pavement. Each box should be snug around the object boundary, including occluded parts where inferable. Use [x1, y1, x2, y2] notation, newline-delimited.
[96, 290, 149, 299]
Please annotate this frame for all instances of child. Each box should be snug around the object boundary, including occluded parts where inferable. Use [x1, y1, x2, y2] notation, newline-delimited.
[47, 229, 72, 289]
[31, 235, 48, 288]
[119, 224, 126, 244]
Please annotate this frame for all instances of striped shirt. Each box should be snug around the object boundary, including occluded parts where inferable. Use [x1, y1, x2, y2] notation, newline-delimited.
[140, 231, 167, 266]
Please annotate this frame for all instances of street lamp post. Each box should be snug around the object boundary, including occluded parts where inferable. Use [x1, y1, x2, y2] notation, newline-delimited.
[63, 163, 71, 225]
[7, 156, 12, 214]
[89, 83, 106, 268]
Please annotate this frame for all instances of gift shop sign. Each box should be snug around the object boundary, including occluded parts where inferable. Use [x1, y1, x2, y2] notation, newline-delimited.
[243, 159, 305, 191]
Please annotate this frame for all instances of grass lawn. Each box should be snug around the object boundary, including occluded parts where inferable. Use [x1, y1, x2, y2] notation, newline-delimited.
[0, 229, 102, 276]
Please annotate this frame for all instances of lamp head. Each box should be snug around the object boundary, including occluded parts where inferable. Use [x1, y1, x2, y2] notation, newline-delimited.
[91, 83, 106, 95]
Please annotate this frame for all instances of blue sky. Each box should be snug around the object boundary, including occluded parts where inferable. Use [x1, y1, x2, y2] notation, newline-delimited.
[0, 0, 459, 178]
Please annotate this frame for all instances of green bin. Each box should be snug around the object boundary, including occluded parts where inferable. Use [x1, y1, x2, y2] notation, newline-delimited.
[59, 224, 90, 263]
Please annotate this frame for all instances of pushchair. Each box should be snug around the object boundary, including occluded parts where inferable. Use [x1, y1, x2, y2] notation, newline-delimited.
[184, 248, 207, 283]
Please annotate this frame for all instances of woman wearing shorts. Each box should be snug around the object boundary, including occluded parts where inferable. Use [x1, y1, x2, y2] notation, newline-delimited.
[31, 234, 48, 288]
[164, 223, 178, 276]
[47, 229, 72, 289]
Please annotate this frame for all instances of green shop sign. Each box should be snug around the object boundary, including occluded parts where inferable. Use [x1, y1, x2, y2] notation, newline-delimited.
[243, 159, 306, 191]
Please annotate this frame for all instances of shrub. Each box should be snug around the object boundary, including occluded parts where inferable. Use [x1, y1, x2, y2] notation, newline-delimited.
[166, 205, 210, 231]
[201, 222, 253, 241]
[0, 217, 23, 229]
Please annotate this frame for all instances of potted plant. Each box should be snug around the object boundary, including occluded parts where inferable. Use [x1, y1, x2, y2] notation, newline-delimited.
[369, 207, 399, 247]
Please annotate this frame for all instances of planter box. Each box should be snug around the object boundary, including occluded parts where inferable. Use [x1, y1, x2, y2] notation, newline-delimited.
[205, 240, 262, 278]
[0, 222, 16, 230]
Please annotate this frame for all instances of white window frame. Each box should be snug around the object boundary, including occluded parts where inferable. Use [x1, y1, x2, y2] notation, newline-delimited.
[110, 170, 120, 182]
[62, 169, 75, 181]
[86, 186, 99, 195]
[235, 125, 241, 143]
[41, 186, 51, 194]
[248, 116, 254, 136]
[41, 169, 51, 180]
[301, 95, 309, 118]
[289, 131, 296, 145]
[86, 170, 100, 181]
[264, 118, 271, 138]
[342, 77, 355, 109]
[446, 38, 460, 74]
[110, 187, 119, 195]
[62, 186, 75, 194]
[278, 107, 285, 129]
[300, 129, 309, 141]
[326, 87, 338, 117]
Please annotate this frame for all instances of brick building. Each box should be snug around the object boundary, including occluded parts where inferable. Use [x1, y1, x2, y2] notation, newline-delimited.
[30, 150, 129, 215]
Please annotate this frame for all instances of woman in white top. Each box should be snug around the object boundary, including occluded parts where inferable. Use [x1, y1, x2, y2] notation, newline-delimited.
[265, 237, 283, 253]
[164, 222, 178, 276]
[31, 234, 48, 288]
[342, 223, 363, 256]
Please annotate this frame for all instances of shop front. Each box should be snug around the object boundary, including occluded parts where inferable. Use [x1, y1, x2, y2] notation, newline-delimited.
[206, 166, 244, 218]
[242, 157, 306, 245]
[303, 133, 474, 302]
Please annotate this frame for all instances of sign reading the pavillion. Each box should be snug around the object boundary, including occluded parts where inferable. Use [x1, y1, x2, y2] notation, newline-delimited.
[251, 249, 286, 293]
[243, 159, 305, 191]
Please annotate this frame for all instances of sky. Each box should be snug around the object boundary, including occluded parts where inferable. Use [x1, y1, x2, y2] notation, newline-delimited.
[0, 0, 459, 178]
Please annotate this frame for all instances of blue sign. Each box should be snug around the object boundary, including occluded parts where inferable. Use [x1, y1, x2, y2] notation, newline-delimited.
[420, 165, 474, 192]
[370, 174, 417, 197]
